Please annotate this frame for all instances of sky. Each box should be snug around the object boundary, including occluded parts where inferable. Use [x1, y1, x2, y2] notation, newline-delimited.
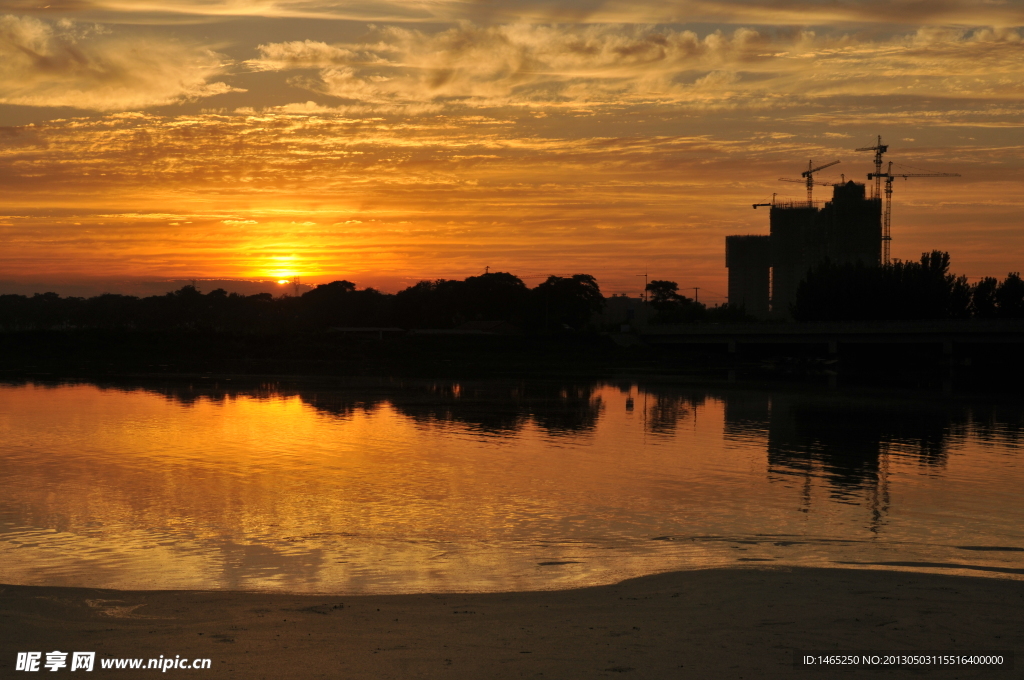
[1, 1, 1023, 302]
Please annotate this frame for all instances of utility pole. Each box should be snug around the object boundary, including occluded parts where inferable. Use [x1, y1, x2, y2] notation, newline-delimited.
[637, 273, 648, 302]
[692, 287, 700, 303]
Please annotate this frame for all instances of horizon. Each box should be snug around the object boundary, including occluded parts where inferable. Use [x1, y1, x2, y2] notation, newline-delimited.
[0, 252, 1007, 304]
[2, 2, 1023, 305]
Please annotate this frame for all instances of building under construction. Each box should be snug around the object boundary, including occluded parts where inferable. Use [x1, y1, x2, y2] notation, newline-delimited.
[726, 138, 963, 319]
[726, 180, 882, 319]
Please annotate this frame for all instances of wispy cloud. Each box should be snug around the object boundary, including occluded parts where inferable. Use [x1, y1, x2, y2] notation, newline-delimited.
[3, 0, 1024, 26]
[0, 14, 240, 110]
[2, 4, 1023, 295]
[2, 107, 1021, 293]
[583, 0, 1024, 28]
[244, 23, 1024, 112]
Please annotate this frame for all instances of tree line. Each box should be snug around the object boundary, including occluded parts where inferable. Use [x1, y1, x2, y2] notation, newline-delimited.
[0, 272, 608, 333]
[644, 280, 750, 323]
[793, 251, 1024, 321]
[4, 253, 1017, 332]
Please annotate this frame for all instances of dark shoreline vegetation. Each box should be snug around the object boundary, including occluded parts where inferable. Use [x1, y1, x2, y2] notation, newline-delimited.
[795, 251, 1024, 321]
[0, 271, 750, 334]
[2, 258, 1023, 387]
[2, 253, 1021, 335]
[2, 325, 1023, 393]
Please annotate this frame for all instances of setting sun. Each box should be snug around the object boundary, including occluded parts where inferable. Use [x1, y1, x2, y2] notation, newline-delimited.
[1, 2, 1021, 299]
[2, 0, 1024, 672]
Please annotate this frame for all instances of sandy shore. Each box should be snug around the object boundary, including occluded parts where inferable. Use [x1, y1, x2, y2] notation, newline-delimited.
[2, 567, 1020, 679]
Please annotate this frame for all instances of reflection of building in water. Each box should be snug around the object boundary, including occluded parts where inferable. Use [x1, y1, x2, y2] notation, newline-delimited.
[722, 392, 771, 441]
[63, 380, 1017, 526]
[722, 391, 963, 529]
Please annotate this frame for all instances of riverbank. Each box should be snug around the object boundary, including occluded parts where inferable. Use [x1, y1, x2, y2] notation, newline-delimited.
[0, 329, 665, 379]
[2, 567, 1019, 679]
[3, 327, 1023, 393]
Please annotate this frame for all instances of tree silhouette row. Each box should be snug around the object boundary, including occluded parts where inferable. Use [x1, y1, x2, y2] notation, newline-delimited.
[4, 255, 1021, 332]
[0, 272, 608, 333]
[794, 251, 1024, 321]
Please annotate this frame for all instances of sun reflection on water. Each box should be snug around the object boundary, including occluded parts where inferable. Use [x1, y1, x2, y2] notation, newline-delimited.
[0, 380, 1022, 594]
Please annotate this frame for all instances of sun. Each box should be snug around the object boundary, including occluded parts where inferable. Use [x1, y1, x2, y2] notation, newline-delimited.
[270, 268, 297, 282]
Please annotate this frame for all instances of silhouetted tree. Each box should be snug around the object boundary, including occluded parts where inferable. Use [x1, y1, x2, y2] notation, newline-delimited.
[300, 280, 389, 329]
[82, 293, 140, 329]
[971, 277, 999, 318]
[461, 272, 529, 323]
[532, 274, 605, 329]
[889, 251, 971, 319]
[793, 251, 971, 321]
[0, 294, 28, 330]
[645, 280, 706, 323]
[392, 279, 466, 328]
[995, 272, 1024, 318]
[390, 272, 530, 328]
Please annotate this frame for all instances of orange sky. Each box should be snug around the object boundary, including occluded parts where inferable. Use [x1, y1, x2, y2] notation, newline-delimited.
[2, 2, 1023, 303]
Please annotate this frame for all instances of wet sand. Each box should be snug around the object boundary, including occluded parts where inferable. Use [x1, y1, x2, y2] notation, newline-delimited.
[2, 567, 1020, 679]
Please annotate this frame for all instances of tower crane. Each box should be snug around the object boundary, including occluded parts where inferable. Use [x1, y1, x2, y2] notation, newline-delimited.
[856, 135, 888, 200]
[867, 161, 960, 264]
[783, 159, 840, 204]
[778, 176, 842, 191]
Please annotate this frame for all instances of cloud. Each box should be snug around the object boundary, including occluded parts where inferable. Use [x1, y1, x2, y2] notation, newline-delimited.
[587, 0, 1024, 27]
[0, 1, 97, 10]
[246, 23, 1024, 111]
[0, 14, 241, 110]
[3, 0, 1024, 26]
[0, 0, 441, 22]
[250, 40, 362, 70]
[247, 24, 771, 109]
[1, 105, 1021, 296]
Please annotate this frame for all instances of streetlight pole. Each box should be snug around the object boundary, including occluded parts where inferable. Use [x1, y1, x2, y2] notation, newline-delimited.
[637, 273, 648, 302]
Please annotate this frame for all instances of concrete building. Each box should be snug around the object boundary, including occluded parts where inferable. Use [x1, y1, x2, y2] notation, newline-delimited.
[725, 235, 771, 319]
[726, 181, 881, 319]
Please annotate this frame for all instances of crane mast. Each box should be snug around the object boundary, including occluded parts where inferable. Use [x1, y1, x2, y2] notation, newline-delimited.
[867, 161, 960, 264]
[798, 159, 840, 203]
[856, 135, 888, 200]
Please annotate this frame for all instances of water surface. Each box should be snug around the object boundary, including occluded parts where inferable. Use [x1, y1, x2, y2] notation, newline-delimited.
[1, 379, 1022, 593]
